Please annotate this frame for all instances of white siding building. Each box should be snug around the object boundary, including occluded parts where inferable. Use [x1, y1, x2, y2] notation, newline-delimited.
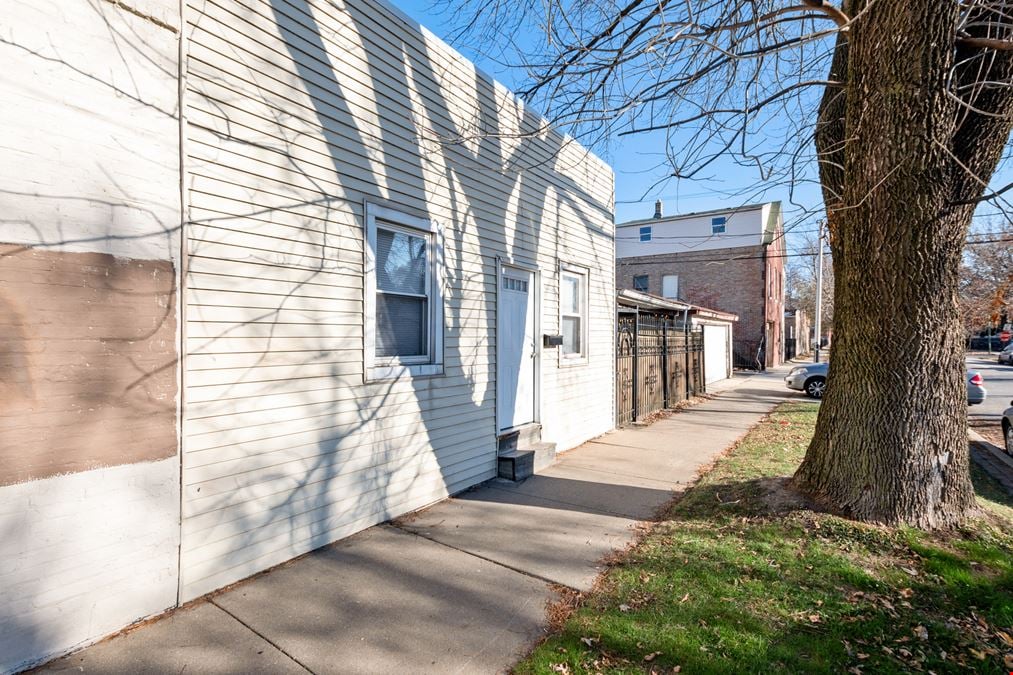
[0, 0, 615, 670]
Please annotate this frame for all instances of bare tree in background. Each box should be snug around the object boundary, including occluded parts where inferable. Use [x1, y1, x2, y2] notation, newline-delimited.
[959, 224, 1013, 340]
[443, 0, 1013, 527]
[786, 230, 834, 337]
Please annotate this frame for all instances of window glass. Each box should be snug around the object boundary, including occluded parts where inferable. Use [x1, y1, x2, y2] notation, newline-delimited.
[639, 226, 652, 242]
[561, 275, 579, 313]
[561, 316, 581, 354]
[662, 275, 678, 299]
[711, 216, 726, 234]
[633, 275, 649, 292]
[376, 228, 426, 294]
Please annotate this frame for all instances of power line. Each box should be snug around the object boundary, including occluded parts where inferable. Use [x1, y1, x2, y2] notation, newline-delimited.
[615, 236, 1012, 265]
[617, 228, 1012, 242]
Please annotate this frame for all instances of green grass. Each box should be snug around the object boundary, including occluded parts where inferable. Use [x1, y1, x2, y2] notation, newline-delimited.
[518, 403, 1013, 674]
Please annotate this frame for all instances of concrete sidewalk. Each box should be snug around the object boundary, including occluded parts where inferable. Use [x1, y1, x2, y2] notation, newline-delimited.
[37, 369, 792, 675]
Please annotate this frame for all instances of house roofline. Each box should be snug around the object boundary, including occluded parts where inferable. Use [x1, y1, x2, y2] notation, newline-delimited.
[371, 0, 613, 180]
[616, 202, 769, 229]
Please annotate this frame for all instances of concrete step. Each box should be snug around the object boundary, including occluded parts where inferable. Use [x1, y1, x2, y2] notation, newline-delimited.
[497, 450, 534, 482]
[497, 423, 542, 454]
[528, 442, 556, 472]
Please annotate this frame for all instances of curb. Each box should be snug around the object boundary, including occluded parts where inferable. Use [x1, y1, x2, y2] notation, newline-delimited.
[968, 429, 1013, 495]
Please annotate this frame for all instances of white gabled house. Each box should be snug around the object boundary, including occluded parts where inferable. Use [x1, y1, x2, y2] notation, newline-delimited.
[0, 0, 615, 670]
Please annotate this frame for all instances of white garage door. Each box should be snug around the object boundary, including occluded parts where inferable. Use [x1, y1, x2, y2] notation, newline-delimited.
[703, 324, 730, 385]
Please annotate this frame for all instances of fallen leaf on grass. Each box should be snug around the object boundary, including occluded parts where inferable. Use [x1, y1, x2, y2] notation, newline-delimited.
[643, 651, 662, 662]
[898, 588, 914, 598]
[550, 664, 570, 674]
[680, 593, 690, 603]
[619, 604, 631, 612]
[913, 625, 928, 641]
[808, 614, 821, 624]
[900, 567, 918, 577]
[580, 637, 599, 648]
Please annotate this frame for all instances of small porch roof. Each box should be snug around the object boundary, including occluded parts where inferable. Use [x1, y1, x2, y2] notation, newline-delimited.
[617, 288, 738, 323]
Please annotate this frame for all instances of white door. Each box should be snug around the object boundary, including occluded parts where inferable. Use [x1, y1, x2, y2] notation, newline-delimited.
[497, 267, 537, 430]
[703, 324, 729, 384]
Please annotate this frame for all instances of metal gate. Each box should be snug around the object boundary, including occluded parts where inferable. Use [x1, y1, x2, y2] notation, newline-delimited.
[617, 310, 705, 427]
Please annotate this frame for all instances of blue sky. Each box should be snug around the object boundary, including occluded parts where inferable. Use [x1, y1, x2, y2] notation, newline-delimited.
[393, 0, 1009, 250]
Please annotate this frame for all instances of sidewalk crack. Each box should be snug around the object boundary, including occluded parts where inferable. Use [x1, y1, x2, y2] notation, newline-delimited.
[209, 599, 316, 674]
[383, 523, 581, 593]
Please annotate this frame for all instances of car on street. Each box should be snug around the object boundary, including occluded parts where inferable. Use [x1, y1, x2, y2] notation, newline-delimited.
[1003, 401, 1013, 455]
[998, 343, 1013, 365]
[785, 362, 988, 405]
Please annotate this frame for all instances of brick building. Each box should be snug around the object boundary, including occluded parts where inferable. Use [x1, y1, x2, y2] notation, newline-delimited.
[616, 202, 785, 368]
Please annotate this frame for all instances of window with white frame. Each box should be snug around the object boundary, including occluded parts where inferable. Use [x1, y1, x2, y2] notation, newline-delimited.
[639, 226, 652, 242]
[662, 274, 679, 299]
[365, 203, 443, 380]
[711, 216, 726, 234]
[560, 266, 588, 359]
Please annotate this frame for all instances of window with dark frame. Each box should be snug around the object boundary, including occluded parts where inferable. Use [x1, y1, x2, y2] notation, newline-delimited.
[711, 216, 726, 234]
[633, 274, 649, 292]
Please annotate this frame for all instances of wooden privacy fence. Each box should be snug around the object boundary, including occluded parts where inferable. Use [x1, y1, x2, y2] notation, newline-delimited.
[616, 310, 705, 427]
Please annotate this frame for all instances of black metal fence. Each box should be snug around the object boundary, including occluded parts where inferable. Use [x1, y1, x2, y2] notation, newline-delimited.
[616, 311, 705, 427]
[733, 339, 763, 370]
[784, 338, 797, 362]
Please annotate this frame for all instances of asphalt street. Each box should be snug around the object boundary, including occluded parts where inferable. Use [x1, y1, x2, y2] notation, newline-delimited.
[964, 352, 1013, 425]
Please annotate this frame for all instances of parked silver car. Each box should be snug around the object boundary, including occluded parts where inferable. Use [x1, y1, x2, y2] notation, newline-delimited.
[1003, 402, 1013, 455]
[785, 362, 987, 404]
[998, 343, 1013, 365]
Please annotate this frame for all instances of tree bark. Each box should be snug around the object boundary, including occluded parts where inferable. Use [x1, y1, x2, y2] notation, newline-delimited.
[794, 1, 1013, 528]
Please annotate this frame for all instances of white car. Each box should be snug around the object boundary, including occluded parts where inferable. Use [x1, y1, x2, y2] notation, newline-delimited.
[785, 362, 988, 404]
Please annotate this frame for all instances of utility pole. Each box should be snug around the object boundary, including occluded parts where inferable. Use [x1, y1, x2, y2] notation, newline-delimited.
[814, 220, 825, 363]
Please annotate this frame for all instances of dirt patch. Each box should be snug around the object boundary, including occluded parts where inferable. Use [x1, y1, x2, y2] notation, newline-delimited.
[757, 476, 809, 514]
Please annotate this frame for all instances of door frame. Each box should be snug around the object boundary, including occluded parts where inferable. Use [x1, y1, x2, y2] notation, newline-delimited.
[495, 257, 541, 434]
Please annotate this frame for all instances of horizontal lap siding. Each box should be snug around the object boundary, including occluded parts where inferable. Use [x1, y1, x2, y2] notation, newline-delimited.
[182, 0, 613, 600]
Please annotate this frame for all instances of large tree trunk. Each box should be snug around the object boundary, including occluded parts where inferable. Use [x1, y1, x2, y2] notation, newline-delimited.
[794, 1, 1013, 528]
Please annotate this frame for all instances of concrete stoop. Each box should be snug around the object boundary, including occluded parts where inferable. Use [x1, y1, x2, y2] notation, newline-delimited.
[496, 423, 556, 481]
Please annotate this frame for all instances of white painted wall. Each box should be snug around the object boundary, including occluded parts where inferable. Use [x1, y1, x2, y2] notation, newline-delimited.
[616, 206, 765, 258]
[0, 0, 181, 261]
[179, 0, 614, 600]
[0, 0, 182, 671]
[0, 460, 180, 674]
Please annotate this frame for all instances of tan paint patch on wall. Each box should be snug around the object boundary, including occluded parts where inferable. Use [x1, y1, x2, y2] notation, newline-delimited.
[0, 244, 177, 486]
